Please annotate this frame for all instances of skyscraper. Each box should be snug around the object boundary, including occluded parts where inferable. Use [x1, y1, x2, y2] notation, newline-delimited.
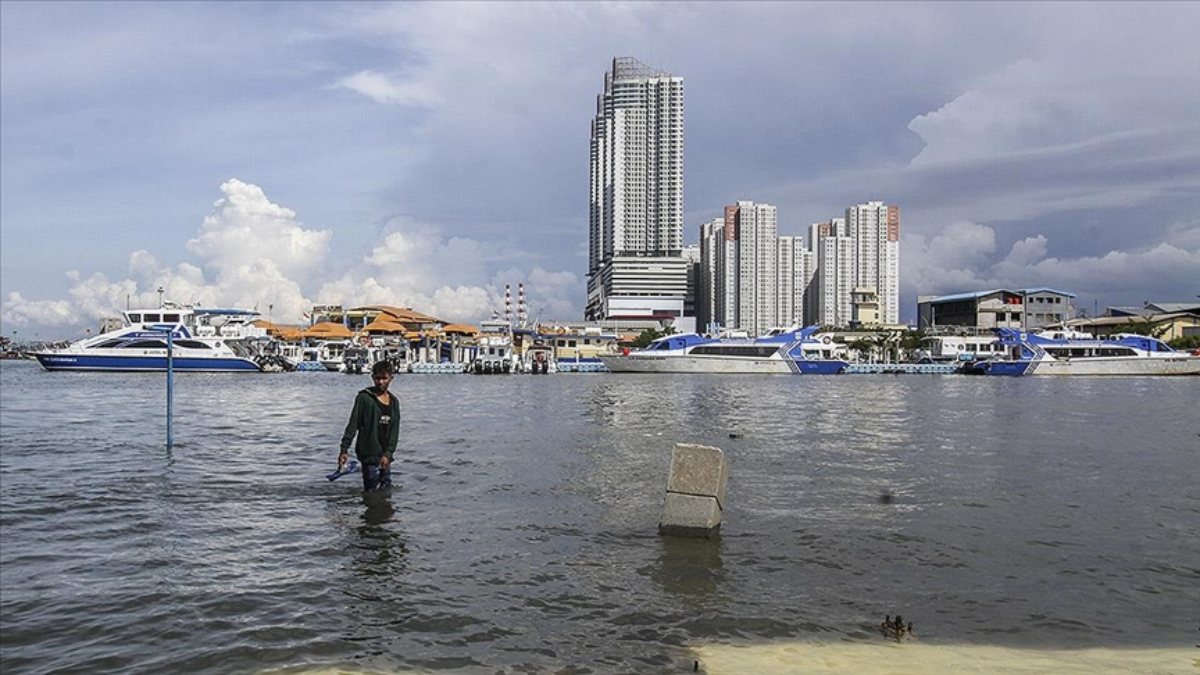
[777, 235, 815, 327]
[696, 217, 723, 332]
[845, 201, 900, 324]
[733, 201, 779, 336]
[815, 218, 854, 326]
[697, 202, 900, 333]
[586, 57, 685, 321]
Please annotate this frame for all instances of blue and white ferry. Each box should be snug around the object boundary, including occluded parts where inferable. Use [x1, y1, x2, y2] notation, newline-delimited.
[598, 325, 849, 374]
[980, 328, 1200, 376]
[33, 305, 267, 372]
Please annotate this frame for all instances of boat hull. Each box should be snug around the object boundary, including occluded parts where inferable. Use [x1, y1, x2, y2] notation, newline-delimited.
[795, 360, 851, 374]
[34, 353, 261, 372]
[986, 355, 1200, 376]
[598, 354, 794, 374]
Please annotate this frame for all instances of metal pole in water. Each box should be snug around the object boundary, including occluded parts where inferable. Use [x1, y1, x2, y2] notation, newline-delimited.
[166, 330, 174, 448]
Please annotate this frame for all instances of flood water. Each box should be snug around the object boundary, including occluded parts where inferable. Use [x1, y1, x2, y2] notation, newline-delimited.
[1, 360, 1197, 673]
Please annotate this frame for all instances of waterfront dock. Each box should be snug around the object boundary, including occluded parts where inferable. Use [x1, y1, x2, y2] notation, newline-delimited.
[844, 363, 960, 375]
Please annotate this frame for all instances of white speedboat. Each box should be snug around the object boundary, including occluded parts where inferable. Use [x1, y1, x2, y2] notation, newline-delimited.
[470, 320, 514, 374]
[981, 328, 1200, 376]
[599, 326, 848, 374]
[33, 305, 267, 372]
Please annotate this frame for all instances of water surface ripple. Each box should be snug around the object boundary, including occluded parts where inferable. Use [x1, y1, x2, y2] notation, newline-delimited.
[1, 362, 1197, 672]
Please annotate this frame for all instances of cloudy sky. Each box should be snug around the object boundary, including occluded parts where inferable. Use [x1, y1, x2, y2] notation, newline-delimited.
[2, 1, 1198, 338]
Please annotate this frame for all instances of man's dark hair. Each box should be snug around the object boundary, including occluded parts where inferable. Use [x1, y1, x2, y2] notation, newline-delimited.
[372, 360, 394, 377]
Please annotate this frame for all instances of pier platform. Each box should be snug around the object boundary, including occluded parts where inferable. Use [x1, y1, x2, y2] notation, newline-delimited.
[844, 363, 960, 375]
[409, 362, 465, 374]
[556, 361, 608, 373]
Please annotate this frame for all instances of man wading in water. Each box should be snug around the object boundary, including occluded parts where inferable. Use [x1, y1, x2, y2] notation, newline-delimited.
[338, 360, 400, 491]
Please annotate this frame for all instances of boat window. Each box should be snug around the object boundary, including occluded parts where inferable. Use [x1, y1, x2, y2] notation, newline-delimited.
[163, 313, 180, 323]
[690, 345, 780, 358]
[122, 340, 167, 349]
[143, 313, 161, 323]
[173, 340, 211, 349]
[95, 339, 126, 348]
[127, 313, 141, 323]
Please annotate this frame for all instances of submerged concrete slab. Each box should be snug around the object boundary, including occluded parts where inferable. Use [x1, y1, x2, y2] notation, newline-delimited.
[660, 444, 728, 538]
[658, 492, 722, 538]
[666, 443, 728, 508]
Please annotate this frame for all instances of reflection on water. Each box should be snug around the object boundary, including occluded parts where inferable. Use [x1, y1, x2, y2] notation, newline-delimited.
[646, 534, 727, 606]
[349, 491, 408, 581]
[1, 362, 1197, 673]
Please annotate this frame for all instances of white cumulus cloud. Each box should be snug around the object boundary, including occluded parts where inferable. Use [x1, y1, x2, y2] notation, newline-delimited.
[187, 178, 332, 280]
[1, 292, 75, 329]
[903, 220, 1200, 307]
[335, 70, 442, 107]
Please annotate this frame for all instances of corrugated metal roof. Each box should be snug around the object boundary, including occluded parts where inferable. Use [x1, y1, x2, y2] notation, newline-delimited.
[1019, 288, 1077, 297]
[922, 288, 1077, 303]
[922, 289, 1015, 303]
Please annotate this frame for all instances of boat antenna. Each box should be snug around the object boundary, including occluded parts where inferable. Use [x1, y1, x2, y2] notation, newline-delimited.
[157, 286, 165, 309]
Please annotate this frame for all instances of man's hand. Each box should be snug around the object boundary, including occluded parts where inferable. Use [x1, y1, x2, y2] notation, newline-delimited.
[337, 450, 349, 470]
[380, 455, 391, 470]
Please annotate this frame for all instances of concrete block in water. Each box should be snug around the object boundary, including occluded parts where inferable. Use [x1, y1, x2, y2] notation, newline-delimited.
[659, 443, 727, 538]
[666, 443, 728, 508]
[659, 492, 722, 537]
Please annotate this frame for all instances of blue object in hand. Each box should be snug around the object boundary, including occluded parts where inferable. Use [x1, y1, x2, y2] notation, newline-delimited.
[327, 460, 359, 481]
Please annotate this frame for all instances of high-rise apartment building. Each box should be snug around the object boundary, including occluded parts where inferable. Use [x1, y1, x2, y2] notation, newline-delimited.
[697, 201, 901, 332]
[732, 201, 779, 336]
[696, 218, 723, 331]
[815, 219, 854, 326]
[586, 57, 685, 321]
[845, 201, 900, 324]
[777, 235, 816, 327]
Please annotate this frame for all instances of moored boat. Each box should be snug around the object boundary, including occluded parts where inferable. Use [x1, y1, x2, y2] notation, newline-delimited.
[32, 305, 268, 372]
[599, 326, 849, 374]
[470, 319, 514, 374]
[980, 328, 1200, 376]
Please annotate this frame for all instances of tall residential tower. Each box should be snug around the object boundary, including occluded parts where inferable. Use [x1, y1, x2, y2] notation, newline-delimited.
[586, 57, 686, 321]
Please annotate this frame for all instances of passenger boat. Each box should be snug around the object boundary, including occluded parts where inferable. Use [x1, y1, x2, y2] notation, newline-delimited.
[914, 334, 1007, 364]
[518, 342, 555, 374]
[980, 328, 1200, 376]
[470, 319, 514, 374]
[32, 305, 268, 372]
[599, 326, 849, 374]
[789, 331, 853, 374]
[318, 340, 348, 372]
[549, 328, 618, 373]
[341, 345, 370, 374]
[288, 346, 327, 371]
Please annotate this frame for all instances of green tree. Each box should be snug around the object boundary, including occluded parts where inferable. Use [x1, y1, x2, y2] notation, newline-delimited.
[847, 338, 874, 363]
[1111, 319, 1169, 338]
[899, 329, 926, 352]
[1168, 334, 1200, 351]
[632, 328, 666, 348]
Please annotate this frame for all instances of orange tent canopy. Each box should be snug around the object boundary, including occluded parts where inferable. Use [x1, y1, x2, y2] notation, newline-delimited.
[442, 323, 479, 336]
[362, 317, 406, 334]
[302, 321, 353, 338]
[252, 319, 304, 341]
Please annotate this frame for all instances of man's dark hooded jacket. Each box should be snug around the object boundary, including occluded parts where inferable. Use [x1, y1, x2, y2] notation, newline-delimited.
[340, 387, 400, 464]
